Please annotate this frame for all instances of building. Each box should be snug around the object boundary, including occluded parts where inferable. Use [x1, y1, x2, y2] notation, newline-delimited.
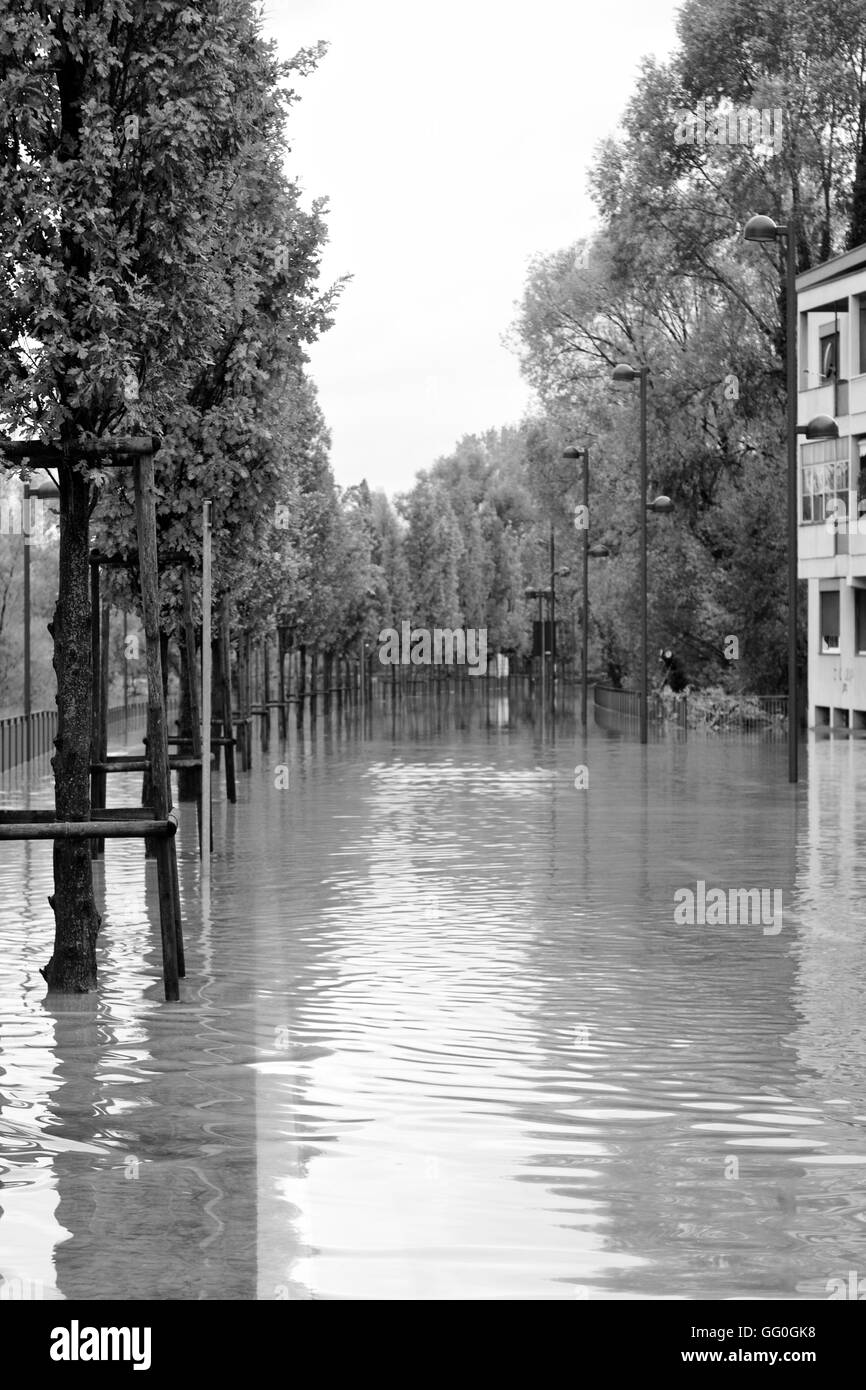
[797, 242, 866, 733]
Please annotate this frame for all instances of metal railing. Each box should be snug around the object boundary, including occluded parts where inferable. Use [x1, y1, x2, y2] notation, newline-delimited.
[702, 693, 787, 732]
[593, 684, 685, 725]
[593, 684, 644, 719]
[593, 685, 787, 733]
[1, 696, 180, 774]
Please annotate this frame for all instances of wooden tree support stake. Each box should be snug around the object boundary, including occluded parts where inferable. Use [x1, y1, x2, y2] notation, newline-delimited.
[134, 450, 184, 998]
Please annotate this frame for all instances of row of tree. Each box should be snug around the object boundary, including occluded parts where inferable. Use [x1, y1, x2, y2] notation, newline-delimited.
[362, 0, 866, 696]
[0, 1, 356, 989]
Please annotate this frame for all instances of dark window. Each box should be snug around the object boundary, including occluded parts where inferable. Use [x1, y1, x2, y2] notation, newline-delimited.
[860, 300, 866, 374]
[820, 327, 839, 381]
[821, 590, 840, 653]
[857, 590, 866, 655]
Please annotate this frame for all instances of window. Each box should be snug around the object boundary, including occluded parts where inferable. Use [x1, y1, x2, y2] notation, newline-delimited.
[801, 439, 848, 523]
[820, 590, 840, 653]
[820, 321, 839, 381]
[860, 299, 866, 375]
[857, 590, 866, 655]
[859, 440, 866, 515]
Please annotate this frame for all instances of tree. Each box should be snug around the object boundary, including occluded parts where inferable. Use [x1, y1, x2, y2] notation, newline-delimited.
[0, 0, 335, 991]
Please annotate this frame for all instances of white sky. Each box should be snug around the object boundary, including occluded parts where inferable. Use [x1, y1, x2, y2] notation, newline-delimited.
[261, 1, 682, 497]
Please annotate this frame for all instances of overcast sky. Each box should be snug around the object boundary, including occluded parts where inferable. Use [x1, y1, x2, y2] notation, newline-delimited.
[261, 1, 682, 497]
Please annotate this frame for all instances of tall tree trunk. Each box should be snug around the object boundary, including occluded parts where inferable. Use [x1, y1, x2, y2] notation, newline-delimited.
[261, 634, 270, 752]
[849, 98, 866, 251]
[178, 567, 201, 800]
[277, 626, 287, 740]
[177, 628, 197, 800]
[42, 20, 101, 990]
[296, 643, 306, 729]
[43, 462, 101, 992]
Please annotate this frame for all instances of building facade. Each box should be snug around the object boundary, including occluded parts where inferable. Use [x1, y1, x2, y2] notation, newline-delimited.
[797, 243, 866, 732]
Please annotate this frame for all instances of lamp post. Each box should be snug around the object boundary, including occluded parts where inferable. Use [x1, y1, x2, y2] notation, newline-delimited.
[545, 528, 569, 703]
[524, 586, 546, 709]
[744, 212, 839, 781]
[585, 542, 611, 718]
[547, 565, 570, 705]
[529, 550, 571, 695]
[23, 474, 31, 763]
[563, 446, 612, 726]
[612, 364, 676, 743]
[549, 524, 556, 696]
[563, 445, 590, 725]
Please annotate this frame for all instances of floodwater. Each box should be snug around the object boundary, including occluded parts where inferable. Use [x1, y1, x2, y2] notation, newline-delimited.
[1, 686, 865, 1301]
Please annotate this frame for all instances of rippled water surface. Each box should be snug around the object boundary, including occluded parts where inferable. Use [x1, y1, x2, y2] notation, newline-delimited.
[2, 689, 866, 1300]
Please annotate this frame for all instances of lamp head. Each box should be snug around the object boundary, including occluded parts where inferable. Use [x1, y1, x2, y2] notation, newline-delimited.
[612, 363, 637, 384]
[588, 543, 610, 558]
[800, 415, 839, 441]
[647, 495, 675, 514]
[562, 446, 584, 460]
[743, 214, 780, 243]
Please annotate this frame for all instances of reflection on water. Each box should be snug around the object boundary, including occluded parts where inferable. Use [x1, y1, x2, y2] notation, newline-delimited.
[1, 688, 866, 1300]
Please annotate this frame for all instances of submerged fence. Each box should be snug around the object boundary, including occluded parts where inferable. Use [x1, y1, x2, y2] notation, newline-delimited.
[593, 685, 787, 733]
[593, 684, 688, 729]
[0, 698, 181, 774]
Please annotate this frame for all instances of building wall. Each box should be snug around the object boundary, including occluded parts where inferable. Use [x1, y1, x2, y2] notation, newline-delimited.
[798, 263, 866, 730]
[806, 578, 866, 729]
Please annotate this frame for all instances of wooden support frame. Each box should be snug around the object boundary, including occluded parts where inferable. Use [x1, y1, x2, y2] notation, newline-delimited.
[180, 564, 206, 852]
[88, 559, 110, 858]
[0, 437, 185, 1000]
[261, 635, 270, 752]
[0, 813, 178, 840]
[277, 626, 288, 739]
[0, 807, 156, 823]
[133, 448, 184, 994]
[218, 594, 237, 802]
[92, 756, 207, 771]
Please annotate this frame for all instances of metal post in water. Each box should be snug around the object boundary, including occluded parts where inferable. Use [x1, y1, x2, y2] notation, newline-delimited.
[201, 500, 213, 879]
[23, 477, 31, 763]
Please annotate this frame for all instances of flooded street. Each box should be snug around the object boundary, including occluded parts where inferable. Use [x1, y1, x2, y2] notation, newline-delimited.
[2, 688, 866, 1301]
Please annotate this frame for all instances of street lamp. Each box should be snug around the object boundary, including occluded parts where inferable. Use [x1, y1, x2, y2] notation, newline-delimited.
[524, 585, 547, 709]
[611, 360, 655, 743]
[531, 546, 571, 702]
[744, 213, 839, 781]
[798, 416, 838, 440]
[563, 444, 598, 726]
[548, 565, 570, 703]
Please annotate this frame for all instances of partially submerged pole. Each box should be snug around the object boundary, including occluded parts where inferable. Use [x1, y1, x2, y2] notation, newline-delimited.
[201, 500, 212, 882]
[23, 477, 31, 763]
[134, 449, 181, 998]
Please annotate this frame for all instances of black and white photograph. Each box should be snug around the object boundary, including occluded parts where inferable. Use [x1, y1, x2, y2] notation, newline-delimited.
[0, 0, 865, 1349]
